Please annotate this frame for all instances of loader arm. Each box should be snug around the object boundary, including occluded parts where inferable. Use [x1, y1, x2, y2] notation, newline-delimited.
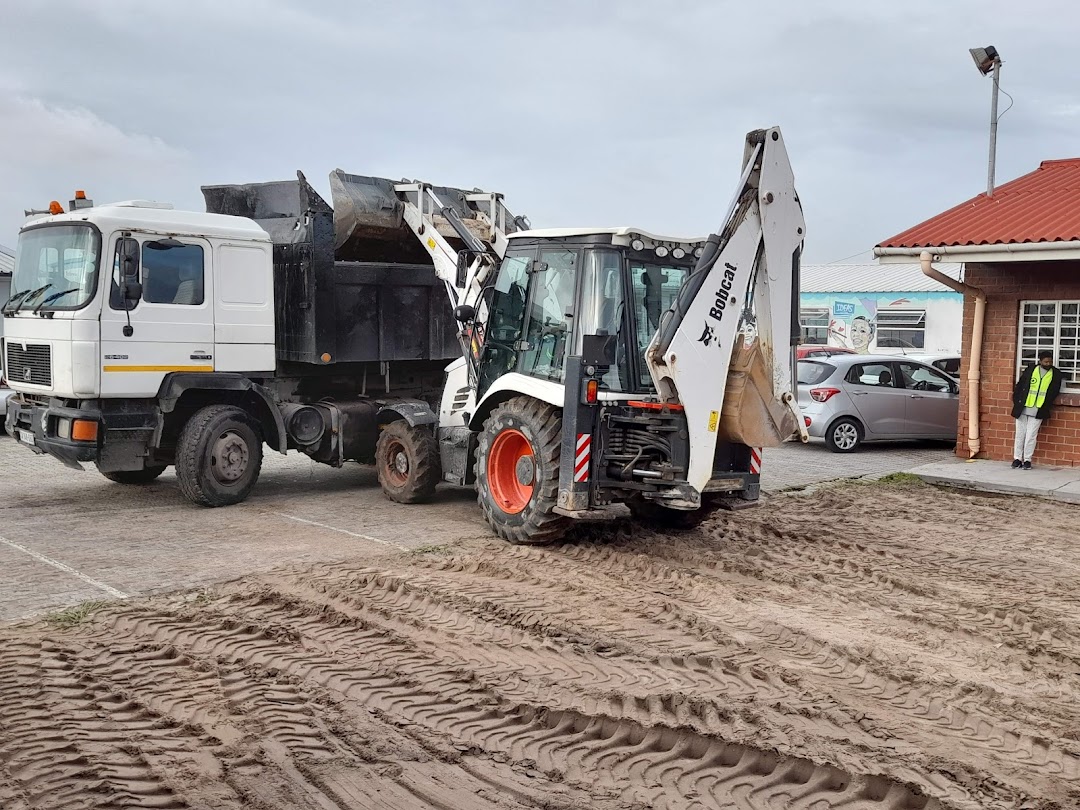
[645, 127, 806, 495]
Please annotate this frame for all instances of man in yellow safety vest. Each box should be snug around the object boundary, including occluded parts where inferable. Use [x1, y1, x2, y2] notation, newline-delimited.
[1011, 350, 1063, 469]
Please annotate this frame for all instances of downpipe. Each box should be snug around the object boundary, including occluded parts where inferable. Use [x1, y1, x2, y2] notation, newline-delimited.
[919, 251, 986, 458]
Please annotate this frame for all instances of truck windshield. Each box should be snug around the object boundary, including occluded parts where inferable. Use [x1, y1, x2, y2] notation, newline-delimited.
[8, 224, 101, 312]
[629, 260, 692, 389]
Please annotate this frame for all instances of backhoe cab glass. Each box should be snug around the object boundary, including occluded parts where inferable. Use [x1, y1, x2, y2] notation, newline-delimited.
[9, 224, 101, 312]
[630, 261, 691, 389]
[480, 246, 694, 395]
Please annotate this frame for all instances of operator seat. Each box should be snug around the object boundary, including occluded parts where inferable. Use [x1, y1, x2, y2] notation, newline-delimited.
[172, 263, 200, 305]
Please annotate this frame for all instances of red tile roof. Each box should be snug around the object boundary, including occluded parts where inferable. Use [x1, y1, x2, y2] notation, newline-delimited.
[877, 158, 1080, 248]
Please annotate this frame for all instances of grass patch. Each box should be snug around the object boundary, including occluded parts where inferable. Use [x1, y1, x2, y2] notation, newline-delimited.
[44, 600, 109, 629]
[875, 472, 924, 485]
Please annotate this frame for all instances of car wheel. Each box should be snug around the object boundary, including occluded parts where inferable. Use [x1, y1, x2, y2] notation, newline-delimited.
[826, 417, 862, 453]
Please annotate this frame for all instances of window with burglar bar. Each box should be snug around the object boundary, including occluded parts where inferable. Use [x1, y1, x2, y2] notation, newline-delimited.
[876, 309, 925, 349]
[800, 307, 829, 343]
[1019, 301, 1080, 390]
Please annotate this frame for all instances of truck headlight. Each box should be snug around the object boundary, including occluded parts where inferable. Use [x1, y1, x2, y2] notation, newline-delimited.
[57, 418, 72, 439]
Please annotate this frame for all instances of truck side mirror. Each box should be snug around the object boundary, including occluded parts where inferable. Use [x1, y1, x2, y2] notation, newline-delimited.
[119, 237, 140, 278]
[123, 280, 144, 302]
[117, 237, 143, 304]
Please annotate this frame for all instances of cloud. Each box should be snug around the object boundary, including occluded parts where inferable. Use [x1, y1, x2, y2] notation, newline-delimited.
[0, 92, 190, 246]
[1, 1, 1078, 261]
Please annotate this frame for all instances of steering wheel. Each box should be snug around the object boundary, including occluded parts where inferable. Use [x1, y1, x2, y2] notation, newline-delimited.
[913, 380, 929, 391]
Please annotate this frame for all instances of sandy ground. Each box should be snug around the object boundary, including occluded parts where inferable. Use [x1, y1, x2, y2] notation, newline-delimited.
[0, 478, 1077, 810]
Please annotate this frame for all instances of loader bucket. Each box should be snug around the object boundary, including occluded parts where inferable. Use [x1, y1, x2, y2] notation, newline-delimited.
[719, 337, 799, 448]
[330, 169, 512, 263]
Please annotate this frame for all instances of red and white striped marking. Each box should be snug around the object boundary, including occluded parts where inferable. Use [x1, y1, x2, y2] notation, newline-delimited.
[749, 447, 762, 475]
[574, 433, 592, 483]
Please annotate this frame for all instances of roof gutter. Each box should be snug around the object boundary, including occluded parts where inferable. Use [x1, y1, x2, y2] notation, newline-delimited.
[877, 240, 1080, 263]
[919, 251, 985, 458]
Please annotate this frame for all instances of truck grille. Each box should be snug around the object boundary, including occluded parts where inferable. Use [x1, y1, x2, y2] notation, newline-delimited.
[6, 343, 52, 387]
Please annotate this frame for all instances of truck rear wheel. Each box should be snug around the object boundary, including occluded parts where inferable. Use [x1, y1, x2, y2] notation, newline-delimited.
[476, 397, 568, 545]
[176, 405, 263, 507]
[97, 464, 167, 485]
[375, 420, 440, 504]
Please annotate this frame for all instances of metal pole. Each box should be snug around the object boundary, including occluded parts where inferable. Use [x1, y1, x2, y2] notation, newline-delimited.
[987, 59, 1000, 197]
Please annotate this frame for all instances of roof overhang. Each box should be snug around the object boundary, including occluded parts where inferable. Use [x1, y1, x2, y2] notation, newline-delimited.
[875, 241, 1080, 264]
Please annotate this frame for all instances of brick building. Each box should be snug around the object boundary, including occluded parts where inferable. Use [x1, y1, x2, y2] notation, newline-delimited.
[875, 158, 1080, 467]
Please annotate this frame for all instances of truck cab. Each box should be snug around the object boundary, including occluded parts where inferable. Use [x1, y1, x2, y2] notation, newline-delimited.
[3, 202, 275, 473]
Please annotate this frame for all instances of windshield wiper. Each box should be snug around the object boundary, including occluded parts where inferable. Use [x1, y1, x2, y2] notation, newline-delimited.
[33, 288, 80, 314]
[11, 284, 52, 315]
[2, 289, 33, 315]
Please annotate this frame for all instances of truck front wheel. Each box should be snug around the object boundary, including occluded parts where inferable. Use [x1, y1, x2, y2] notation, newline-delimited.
[97, 464, 167, 485]
[475, 397, 568, 545]
[176, 405, 263, 507]
[375, 420, 440, 504]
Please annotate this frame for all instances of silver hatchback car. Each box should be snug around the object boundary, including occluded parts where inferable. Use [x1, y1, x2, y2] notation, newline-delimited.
[797, 354, 959, 452]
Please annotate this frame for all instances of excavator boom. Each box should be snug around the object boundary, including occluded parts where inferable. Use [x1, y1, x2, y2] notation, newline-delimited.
[646, 127, 806, 494]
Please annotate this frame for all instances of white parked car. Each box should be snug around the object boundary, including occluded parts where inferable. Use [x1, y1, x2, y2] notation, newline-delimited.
[906, 353, 961, 379]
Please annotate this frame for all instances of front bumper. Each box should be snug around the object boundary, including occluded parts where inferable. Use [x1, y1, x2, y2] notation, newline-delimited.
[5, 397, 101, 467]
[4, 396, 161, 471]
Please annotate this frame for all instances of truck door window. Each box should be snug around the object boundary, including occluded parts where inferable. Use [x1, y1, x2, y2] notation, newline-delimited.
[521, 249, 577, 381]
[143, 242, 204, 305]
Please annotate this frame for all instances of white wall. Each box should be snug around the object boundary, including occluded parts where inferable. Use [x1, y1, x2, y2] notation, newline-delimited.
[800, 290, 963, 356]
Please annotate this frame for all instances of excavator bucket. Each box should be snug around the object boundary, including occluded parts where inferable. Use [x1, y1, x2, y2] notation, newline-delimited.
[719, 337, 800, 447]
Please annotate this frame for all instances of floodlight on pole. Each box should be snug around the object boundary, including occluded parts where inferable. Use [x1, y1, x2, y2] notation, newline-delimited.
[969, 45, 1002, 196]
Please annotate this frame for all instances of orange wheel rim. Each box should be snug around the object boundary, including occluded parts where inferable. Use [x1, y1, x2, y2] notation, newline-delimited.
[488, 429, 534, 514]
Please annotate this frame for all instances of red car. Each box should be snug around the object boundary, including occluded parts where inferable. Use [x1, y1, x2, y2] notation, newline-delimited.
[797, 345, 857, 360]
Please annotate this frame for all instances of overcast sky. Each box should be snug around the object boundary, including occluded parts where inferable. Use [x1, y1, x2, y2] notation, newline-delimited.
[2, 1, 1078, 262]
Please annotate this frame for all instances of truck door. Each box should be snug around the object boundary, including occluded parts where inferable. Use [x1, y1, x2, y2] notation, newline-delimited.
[100, 235, 215, 396]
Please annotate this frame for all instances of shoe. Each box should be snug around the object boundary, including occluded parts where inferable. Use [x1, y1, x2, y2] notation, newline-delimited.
[1023, 461, 1032, 470]
[1011, 459, 1022, 468]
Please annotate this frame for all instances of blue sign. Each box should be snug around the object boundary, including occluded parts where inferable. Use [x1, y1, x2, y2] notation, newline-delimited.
[832, 302, 856, 318]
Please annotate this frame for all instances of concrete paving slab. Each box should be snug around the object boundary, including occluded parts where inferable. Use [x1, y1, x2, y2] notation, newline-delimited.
[1048, 480, 1080, 505]
[908, 458, 1080, 503]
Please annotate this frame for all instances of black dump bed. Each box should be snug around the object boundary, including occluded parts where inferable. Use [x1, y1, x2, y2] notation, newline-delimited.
[202, 171, 466, 367]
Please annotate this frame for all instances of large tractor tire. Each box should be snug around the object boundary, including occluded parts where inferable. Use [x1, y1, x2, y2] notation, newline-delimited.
[475, 397, 569, 545]
[375, 420, 440, 504]
[176, 405, 263, 507]
[96, 464, 167, 485]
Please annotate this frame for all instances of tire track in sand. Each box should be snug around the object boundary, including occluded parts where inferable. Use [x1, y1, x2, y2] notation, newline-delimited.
[86, 598, 964, 810]
[399, 545, 1080, 798]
